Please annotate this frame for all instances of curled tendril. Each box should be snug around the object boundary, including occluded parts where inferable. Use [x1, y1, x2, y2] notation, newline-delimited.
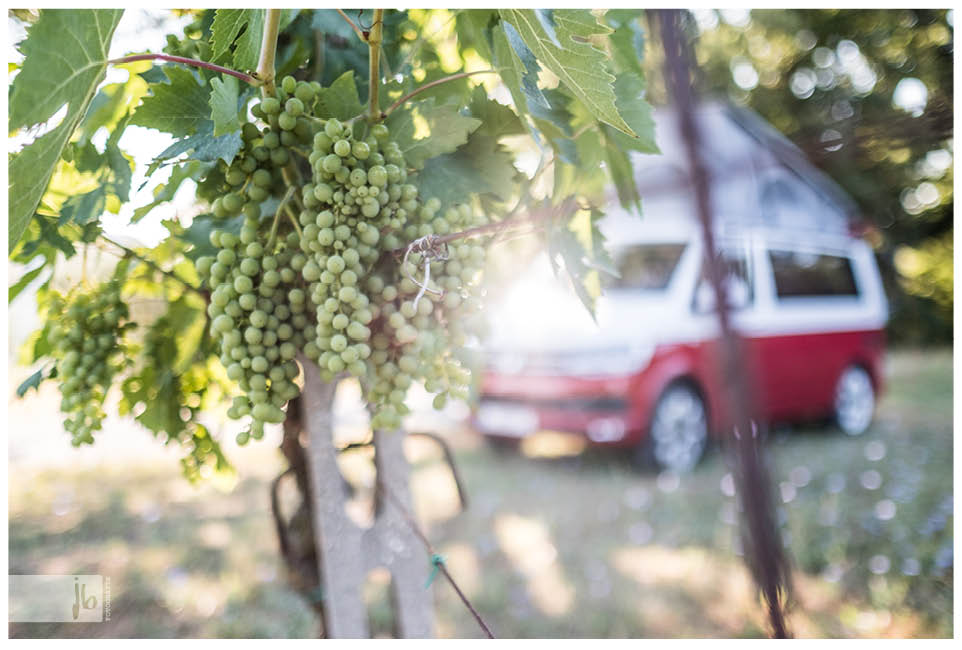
[402, 235, 450, 310]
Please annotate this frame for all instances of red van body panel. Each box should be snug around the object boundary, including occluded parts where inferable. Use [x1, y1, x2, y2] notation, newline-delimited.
[477, 326, 886, 446]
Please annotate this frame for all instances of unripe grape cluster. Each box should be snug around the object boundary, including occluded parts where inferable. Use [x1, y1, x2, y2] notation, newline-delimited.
[196, 74, 490, 440]
[45, 280, 133, 446]
[198, 227, 310, 443]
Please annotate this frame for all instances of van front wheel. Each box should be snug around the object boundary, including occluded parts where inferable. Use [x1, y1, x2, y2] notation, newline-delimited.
[642, 383, 708, 472]
[834, 365, 875, 435]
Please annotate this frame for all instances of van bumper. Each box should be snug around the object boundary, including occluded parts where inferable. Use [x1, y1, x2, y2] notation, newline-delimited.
[475, 372, 657, 447]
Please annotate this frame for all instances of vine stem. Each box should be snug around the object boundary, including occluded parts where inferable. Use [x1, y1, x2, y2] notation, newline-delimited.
[267, 186, 296, 250]
[256, 9, 282, 97]
[368, 9, 385, 120]
[381, 69, 500, 118]
[336, 8, 366, 42]
[107, 53, 259, 85]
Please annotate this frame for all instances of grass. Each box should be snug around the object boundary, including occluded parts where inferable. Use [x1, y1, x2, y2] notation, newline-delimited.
[8, 348, 953, 638]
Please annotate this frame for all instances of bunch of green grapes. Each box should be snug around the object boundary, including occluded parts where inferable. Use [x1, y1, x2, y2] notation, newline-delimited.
[196, 76, 325, 443]
[361, 201, 489, 429]
[196, 74, 491, 437]
[45, 279, 133, 446]
[302, 115, 489, 429]
[197, 225, 312, 444]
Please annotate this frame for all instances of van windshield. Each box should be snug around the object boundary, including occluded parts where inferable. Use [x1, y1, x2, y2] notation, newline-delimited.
[605, 243, 688, 291]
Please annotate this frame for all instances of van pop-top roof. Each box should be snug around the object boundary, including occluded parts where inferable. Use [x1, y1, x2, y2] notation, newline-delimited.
[598, 101, 861, 247]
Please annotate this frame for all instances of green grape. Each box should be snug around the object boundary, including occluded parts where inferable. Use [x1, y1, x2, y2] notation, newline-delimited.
[261, 97, 281, 114]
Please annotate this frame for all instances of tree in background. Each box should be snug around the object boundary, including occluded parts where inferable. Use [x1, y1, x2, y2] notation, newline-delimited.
[686, 9, 953, 344]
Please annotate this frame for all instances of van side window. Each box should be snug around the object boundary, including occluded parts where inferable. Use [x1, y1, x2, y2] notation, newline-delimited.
[692, 249, 753, 313]
[768, 250, 858, 298]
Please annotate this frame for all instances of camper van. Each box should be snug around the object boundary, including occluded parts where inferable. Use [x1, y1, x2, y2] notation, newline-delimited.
[475, 103, 888, 471]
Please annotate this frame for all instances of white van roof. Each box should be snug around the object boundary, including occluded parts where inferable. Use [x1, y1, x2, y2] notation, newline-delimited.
[595, 100, 862, 249]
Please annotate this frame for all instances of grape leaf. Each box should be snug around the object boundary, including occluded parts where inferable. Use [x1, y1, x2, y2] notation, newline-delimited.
[492, 20, 550, 116]
[607, 73, 658, 154]
[604, 134, 642, 213]
[468, 87, 525, 139]
[605, 10, 647, 79]
[417, 133, 518, 204]
[9, 265, 47, 303]
[8, 9, 123, 131]
[211, 9, 299, 70]
[209, 75, 241, 136]
[529, 87, 576, 138]
[315, 70, 364, 121]
[385, 98, 482, 170]
[533, 9, 561, 47]
[132, 162, 209, 223]
[8, 9, 124, 252]
[58, 187, 107, 226]
[500, 9, 633, 136]
[146, 122, 243, 175]
[210, 9, 250, 63]
[231, 10, 265, 71]
[131, 66, 211, 137]
[456, 10, 498, 61]
[548, 218, 603, 320]
[16, 367, 48, 397]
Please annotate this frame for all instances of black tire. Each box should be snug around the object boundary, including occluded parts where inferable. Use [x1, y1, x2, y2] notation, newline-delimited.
[833, 364, 875, 435]
[639, 382, 708, 472]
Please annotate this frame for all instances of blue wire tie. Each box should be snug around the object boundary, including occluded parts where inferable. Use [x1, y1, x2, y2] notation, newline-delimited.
[425, 553, 446, 589]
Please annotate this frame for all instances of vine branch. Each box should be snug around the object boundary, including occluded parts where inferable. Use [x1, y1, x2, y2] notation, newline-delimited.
[336, 8, 366, 43]
[391, 199, 574, 257]
[381, 69, 500, 118]
[107, 53, 259, 85]
[256, 9, 282, 97]
[368, 9, 385, 120]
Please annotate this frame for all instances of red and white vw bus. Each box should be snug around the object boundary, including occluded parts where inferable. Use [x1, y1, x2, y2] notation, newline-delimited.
[475, 212, 888, 471]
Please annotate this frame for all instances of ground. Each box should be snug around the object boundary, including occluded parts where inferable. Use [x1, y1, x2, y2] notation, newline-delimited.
[7, 348, 953, 638]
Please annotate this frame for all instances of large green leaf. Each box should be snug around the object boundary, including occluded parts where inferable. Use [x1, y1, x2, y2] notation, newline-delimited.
[500, 9, 633, 136]
[210, 9, 252, 63]
[491, 20, 550, 117]
[604, 9, 647, 79]
[468, 87, 525, 139]
[607, 73, 658, 154]
[209, 75, 241, 136]
[417, 133, 518, 204]
[385, 98, 482, 170]
[315, 70, 364, 121]
[130, 66, 211, 137]
[132, 162, 208, 223]
[8, 9, 124, 252]
[210, 9, 299, 71]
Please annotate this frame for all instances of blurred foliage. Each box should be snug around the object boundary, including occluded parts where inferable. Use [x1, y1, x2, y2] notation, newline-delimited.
[672, 9, 953, 345]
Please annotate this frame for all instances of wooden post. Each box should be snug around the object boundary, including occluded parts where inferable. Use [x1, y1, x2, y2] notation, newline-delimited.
[299, 357, 434, 638]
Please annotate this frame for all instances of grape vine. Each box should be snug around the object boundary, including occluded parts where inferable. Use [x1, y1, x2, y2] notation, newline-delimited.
[10, 7, 655, 468]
